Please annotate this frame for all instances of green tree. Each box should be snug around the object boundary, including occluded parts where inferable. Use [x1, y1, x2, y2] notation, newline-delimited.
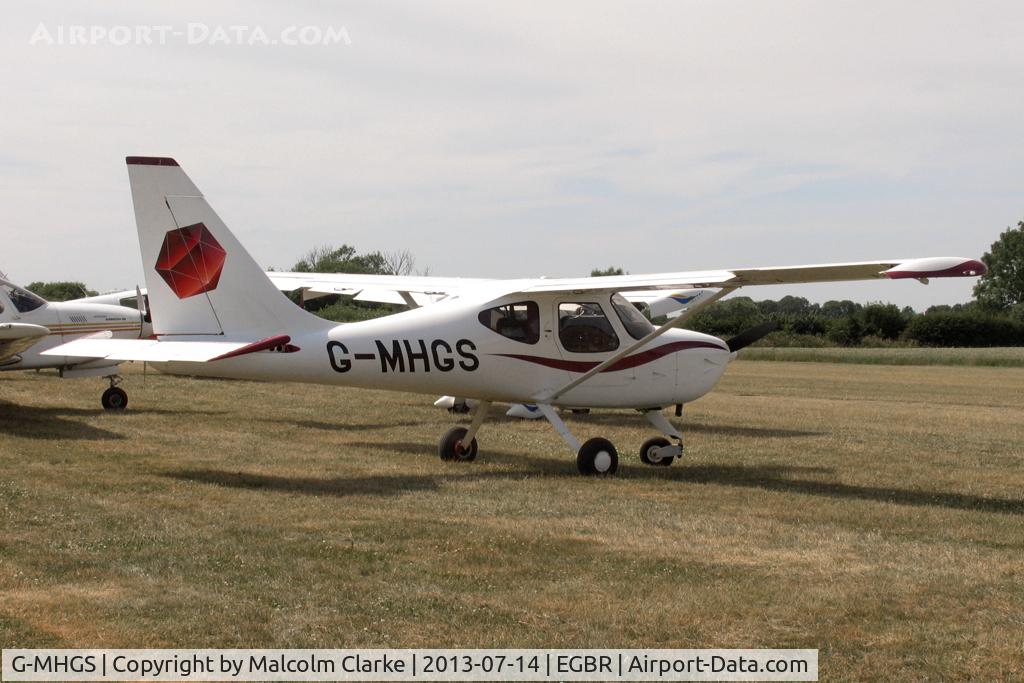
[826, 317, 864, 346]
[820, 300, 862, 319]
[293, 244, 391, 275]
[860, 303, 907, 340]
[25, 281, 96, 301]
[974, 221, 1024, 310]
[689, 297, 765, 337]
[290, 245, 411, 322]
[590, 266, 626, 276]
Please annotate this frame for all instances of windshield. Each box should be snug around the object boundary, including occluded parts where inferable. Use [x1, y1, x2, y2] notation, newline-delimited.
[0, 283, 46, 313]
[611, 293, 654, 340]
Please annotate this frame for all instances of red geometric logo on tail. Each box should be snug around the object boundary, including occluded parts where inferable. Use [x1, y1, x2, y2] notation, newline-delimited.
[155, 223, 227, 299]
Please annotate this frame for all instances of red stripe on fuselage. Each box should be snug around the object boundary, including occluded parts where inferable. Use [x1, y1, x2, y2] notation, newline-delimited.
[494, 340, 727, 373]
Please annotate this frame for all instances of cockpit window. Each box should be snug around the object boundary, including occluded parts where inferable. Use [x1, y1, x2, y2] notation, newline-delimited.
[478, 301, 539, 344]
[558, 302, 620, 353]
[611, 293, 654, 340]
[1, 284, 46, 313]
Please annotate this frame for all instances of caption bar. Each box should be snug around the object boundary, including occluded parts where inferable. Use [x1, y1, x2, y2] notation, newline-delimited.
[2, 649, 816, 681]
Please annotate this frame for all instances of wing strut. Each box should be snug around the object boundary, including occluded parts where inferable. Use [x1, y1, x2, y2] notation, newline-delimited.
[540, 287, 737, 402]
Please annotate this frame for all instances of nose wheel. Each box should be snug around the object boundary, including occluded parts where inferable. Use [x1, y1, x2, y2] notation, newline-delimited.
[639, 436, 675, 466]
[100, 376, 128, 411]
[640, 408, 684, 466]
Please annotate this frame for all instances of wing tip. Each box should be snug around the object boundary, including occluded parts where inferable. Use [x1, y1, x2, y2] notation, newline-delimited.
[884, 258, 987, 280]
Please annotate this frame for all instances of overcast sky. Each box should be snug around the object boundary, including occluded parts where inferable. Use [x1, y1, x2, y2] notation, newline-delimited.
[2, 1, 1022, 309]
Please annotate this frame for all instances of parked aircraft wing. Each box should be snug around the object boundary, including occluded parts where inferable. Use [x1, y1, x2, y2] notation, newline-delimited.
[0, 322, 50, 363]
[267, 272, 489, 305]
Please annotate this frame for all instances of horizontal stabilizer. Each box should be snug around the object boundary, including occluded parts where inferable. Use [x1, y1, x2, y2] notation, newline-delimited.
[41, 334, 293, 363]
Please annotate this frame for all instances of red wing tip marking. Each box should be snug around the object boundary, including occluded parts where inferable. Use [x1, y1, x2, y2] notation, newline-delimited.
[885, 259, 987, 279]
[126, 156, 180, 166]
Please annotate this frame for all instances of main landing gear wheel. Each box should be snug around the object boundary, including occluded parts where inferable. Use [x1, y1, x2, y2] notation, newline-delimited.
[439, 426, 478, 462]
[576, 437, 618, 476]
[101, 387, 128, 411]
[640, 436, 674, 466]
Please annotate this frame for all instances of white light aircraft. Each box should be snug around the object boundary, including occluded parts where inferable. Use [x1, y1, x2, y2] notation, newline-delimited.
[46, 157, 986, 474]
[81, 268, 710, 420]
[0, 276, 150, 408]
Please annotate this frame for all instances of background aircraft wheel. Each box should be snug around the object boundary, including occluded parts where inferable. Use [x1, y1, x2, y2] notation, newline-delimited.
[438, 427, 478, 462]
[101, 387, 128, 411]
[576, 437, 618, 476]
[640, 436, 674, 466]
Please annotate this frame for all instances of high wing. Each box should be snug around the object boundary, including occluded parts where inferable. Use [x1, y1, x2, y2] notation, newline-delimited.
[515, 257, 986, 294]
[267, 256, 984, 304]
[0, 322, 50, 363]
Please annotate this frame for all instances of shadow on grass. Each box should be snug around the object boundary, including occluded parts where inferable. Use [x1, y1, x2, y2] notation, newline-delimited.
[165, 438, 1024, 515]
[562, 412, 823, 438]
[276, 420, 426, 432]
[163, 464, 546, 498]
[347, 440, 574, 475]
[164, 468, 445, 497]
[0, 402, 124, 440]
[0, 401, 230, 441]
[349, 440, 1024, 515]
[667, 463, 1024, 516]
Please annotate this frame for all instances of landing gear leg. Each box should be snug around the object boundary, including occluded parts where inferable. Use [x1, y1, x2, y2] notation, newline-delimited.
[640, 408, 683, 466]
[438, 400, 490, 462]
[537, 404, 618, 476]
[101, 375, 128, 411]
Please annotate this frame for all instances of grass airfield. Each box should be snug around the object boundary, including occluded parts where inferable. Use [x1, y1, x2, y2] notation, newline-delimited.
[1, 360, 1022, 681]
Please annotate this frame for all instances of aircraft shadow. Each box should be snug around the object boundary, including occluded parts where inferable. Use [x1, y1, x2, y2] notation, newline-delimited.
[347, 440, 572, 474]
[275, 419, 426, 432]
[666, 463, 1024, 516]
[560, 412, 823, 438]
[163, 439, 1024, 516]
[341, 441, 1024, 516]
[163, 467, 526, 498]
[0, 402, 123, 441]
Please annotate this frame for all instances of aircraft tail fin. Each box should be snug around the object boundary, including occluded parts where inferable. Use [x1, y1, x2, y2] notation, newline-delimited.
[126, 157, 329, 337]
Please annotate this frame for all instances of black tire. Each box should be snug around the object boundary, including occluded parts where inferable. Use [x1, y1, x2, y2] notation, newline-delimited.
[640, 436, 674, 466]
[438, 427, 478, 462]
[101, 387, 128, 411]
[576, 437, 618, 476]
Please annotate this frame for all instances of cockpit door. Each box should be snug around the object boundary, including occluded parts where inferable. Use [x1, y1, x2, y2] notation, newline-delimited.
[553, 297, 634, 388]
